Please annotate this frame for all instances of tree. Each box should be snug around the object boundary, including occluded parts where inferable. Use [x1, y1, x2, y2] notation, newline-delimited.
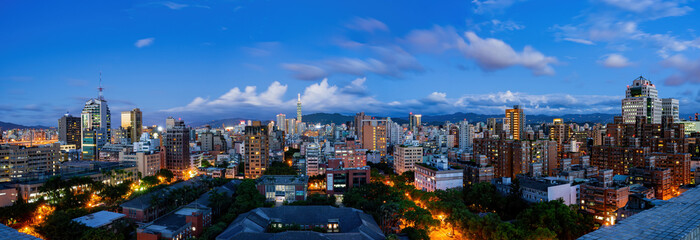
[515, 200, 594, 240]
[400, 227, 430, 240]
[156, 169, 174, 182]
[263, 161, 297, 175]
[234, 179, 265, 213]
[140, 176, 159, 186]
[37, 210, 89, 240]
[79, 228, 124, 240]
[201, 159, 213, 168]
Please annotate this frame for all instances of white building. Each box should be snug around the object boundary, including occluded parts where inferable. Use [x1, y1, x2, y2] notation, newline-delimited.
[662, 98, 680, 122]
[622, 76, 667, 124]
[519, 177, 579, 206]
[414, 155, 463, 192]
[458, 120, 472, 151]
[305, 142, 320, 176]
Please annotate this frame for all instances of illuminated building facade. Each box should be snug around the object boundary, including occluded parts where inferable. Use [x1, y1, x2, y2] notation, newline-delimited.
[164, 117, 190, 179]
[120, 108, 142, 144]
[505, 105, 524, 140]
[244, 121, 269, 179]
[81, 93, 111, 161]
[58, 113, 81, 148]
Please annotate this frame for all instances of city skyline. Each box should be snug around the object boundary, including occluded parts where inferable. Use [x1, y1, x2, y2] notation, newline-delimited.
[2, 0, 700, 126]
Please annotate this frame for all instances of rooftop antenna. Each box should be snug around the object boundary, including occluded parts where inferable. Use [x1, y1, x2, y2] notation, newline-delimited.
[98, 71, 104, 100]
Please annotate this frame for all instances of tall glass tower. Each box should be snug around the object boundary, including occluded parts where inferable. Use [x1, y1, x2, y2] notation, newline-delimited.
[81, 76, 111, 161]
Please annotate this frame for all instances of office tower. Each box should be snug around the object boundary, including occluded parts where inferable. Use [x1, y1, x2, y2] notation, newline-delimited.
[662, 98, 679, 122]
[163, 117, 190, 179]
[505, 105, 524, 140]
[360, 119, 387, 157]
[409, 113, 422, 131]
[0, 143, 60, 182]
[121, 108, 142, 144]
[166, 117, 176, 129]
[58, 113, 81, 148]
[622, 76, 663, 124]
[297, 93, 302, 123]
[244, 121, 269, 179]
[394, 145, 423, 174]
[458, 120, 472, 151]
[276, 114, 287, 132]
[306, 142, 320, 176]
[81, 80, 111, 161]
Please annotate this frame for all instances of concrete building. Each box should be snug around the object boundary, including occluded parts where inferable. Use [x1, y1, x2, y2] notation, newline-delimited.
[121, 179, 205, 223]
[0, 143, 60, 182]
[256, 175, 307, 204]
[164, 118, 191, 180]
[393, 145, 423, 175]
[414, 156, 463, 192]
[119, 151, 162, 177]
[326, 166, 371, 196]
[276, 114, 286, 133]
[244, 121, 269, 179]
[662, 98, 680, 122]
[58, 113, 81, 148]
[0, 184, 19, 207]
[137, 203, 212, 240]
[215, 206, 384, 240]
[458, 120, 472, 151]
[580, 170, 630, 226]
[334, 138, 367, 169]
[519, 177, 579, 205]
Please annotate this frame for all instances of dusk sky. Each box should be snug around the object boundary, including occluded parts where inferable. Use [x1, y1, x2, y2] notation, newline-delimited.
[2, 0, 700, 126]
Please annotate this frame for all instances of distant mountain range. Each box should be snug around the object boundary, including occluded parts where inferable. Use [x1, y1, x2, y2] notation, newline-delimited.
[0, 121, 51, 130]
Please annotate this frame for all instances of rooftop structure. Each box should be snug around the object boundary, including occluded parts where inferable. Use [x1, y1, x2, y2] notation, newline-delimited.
[580, 187, 700, 240]
[215, 206, 384, 240]
[0, 224, 41, 240]
[72, 210, 126, 228]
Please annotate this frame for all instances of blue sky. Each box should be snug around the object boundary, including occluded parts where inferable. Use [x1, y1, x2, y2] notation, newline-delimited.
[2, 0, 700, 126]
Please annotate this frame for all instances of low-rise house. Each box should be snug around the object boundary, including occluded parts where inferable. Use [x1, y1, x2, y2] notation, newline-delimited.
[72, 210, 127, 231]
[256, 175, 307, 204]
[137, 203, 212, 240]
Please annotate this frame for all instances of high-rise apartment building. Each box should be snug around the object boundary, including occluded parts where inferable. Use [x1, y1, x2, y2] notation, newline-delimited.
[276, 114, 286, 133]
[81, 85, 111, 161]
[306, 142, 320, 176]
[394, 145, 423, 174]
[505, 105, 524, 140]
[163, 117, 190, 179]
[58, 113, 81, 148]
[334, 138, 367, 169]
[361, 119, 387, 157]
[458, 120, 472, 151]
[354, 112, 370, 139]
[244, 121, 269, 179]
[121, 108, 142, 144]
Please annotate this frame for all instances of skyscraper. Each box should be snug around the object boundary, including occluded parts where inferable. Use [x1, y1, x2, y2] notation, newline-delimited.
[505, 105, 524, 140]
[121, 108, 142, 144]
[244, 121, 269, 179]
[354, 112, 370, 140]
[163, 117, 190, 179]
[409, 113, 422, 131]
[306, 142, 320, 176]
[276, 114, 286, 133]
[81, 79, 111, 161]
[296, 93, 302, 123]
[622, 76, 663, 124]
[58, 113, 81, 148]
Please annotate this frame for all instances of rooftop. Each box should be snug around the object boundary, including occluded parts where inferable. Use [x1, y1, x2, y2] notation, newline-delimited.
[216, 206, 384, 240]
[579, 187, 700, 240]
[72, 210, 125, 228]
[0, 224, 41, 240]
[256, 175, 308, 185]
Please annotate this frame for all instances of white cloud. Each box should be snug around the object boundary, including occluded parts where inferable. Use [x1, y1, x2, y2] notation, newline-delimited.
[160, 1, 188, 10]
[563, 38, 595, 45]
[134, 38, 155, 48]
[599, 53, 632, 68]
[405, 26, 557, 75]
[472, 0, 520, 14]
[162, 78, 624, 121]
[460, 32, 557, 75]
[599, 0, 692, 19]
[346, 17, 389, 33]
